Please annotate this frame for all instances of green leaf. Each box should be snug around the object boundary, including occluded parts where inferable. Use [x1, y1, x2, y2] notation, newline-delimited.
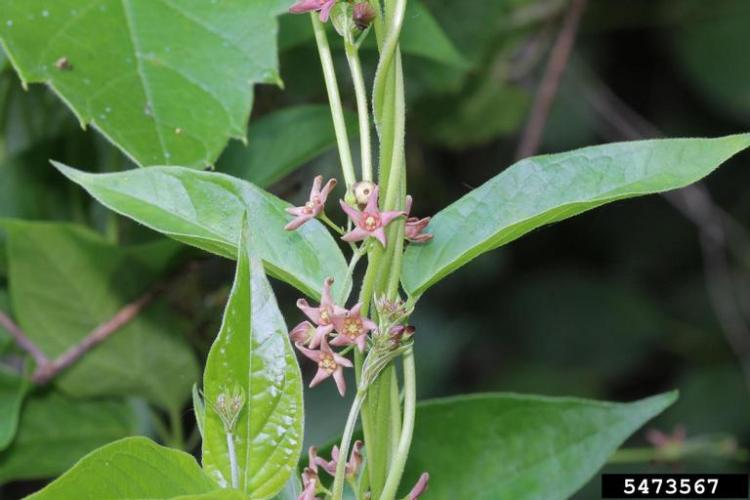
[401, 392, 677, 500]
[26, 436, 221, 499]
[219, 105, 354, 188]
[0, 391, 136, 484]
[4, 221, 199, 411]
[0, 368, 28, 451]
[0, 0, 286, 168]
[202, 219, 303, 498]
[193, 383, 205, 440]
[53, 162, 349, 299]
[0, 289, 14, 352]
[402, 134, 750, 295]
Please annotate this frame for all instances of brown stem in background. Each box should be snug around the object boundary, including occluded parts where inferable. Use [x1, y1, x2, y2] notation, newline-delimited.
[1, 284, 164, 384]
[576, 67, 750, 388]
[515, 0, 587, 160]
[31, 287, 162, 384]
[0, 312, 48, 367]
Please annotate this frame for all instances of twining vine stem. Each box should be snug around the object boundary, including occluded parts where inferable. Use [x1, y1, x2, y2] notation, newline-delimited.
[332, 389, 367, 499]
[345, 41, 374, 182]
[380, 347, 415, 500]
[311, 14, 357, 189]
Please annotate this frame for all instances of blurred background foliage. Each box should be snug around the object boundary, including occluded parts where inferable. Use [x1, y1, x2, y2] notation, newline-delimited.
[1, 0, 750, 498]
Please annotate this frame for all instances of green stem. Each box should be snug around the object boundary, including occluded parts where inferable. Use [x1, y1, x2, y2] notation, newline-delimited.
[382, 52, 405, 213]
[379, 348, 416, 500]
[345, 42, 374, 182]
[332, 390, 367, 500]
[340, 243, 368, 304]
[372, 0, 407, 132]
[389, 367, 402, 458]
[168, 407, 185, 450]
[311, 14, 357, 188]
[320, 212, 345, 235]
[227, 431, 239, 489]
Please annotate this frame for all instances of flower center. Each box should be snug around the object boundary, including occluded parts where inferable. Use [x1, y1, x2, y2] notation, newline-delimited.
[319, 353, 336, 374]
[344, 317, 363, 338]
[319, 307, 332, 325]
[303, 201, 315, 214]
[362, 212, 380, 231]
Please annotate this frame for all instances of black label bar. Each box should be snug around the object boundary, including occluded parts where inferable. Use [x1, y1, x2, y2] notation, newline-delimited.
[601, 473, 748, 498]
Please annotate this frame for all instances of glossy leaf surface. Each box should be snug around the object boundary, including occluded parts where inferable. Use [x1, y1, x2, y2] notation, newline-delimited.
[27, 437, 220, 499]
[401, 392, 677, 499]
[0, 0, 286, 167]
[53, 162, 349, 298]
[202, 220, 303, 498]
[402, 134, 750, 295]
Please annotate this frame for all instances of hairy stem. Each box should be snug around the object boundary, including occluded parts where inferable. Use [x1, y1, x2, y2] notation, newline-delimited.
[346, 42, 374, 182]
[379, 348, 416, 500]
[372, 0, 407, 132]
[332, 389, 367, 500]
[311, 14, 357, 188]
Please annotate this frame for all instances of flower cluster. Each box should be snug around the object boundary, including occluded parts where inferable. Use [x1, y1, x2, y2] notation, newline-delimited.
[299, 443, 428, 500]
[289, 0, 377, 30]
[291, 278, 374, 396]
[285, 177, 431, 396]
[285, 176, 432, 247]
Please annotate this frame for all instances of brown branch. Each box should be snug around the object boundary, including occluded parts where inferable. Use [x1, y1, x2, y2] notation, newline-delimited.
[0, 311, 48, 367]
[515, 0, 587, 160]
[2, 284, 163, 385]
[31, 287, 162, 384]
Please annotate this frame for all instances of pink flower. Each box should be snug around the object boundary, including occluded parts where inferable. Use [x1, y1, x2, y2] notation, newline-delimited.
[298, 473, 319, 500]
[296, 278, 345, 348]
[646, 425, 686, 449]
[404, 195, 433, 243]
[289, 0, 337, 23]
[298, 447, 321, 500]
[340, 186, 406, 247]
[285, 175, 337, 231]
[289, 321, 316, 346]
[407, 473, 430, 499]
[296, 338, 353, 396]
[330, 303, 376, 353]
[316, 440, 363, 477]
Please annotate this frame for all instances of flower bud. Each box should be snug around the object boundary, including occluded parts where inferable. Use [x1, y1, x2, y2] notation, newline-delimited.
[352, 181, 376, 206]
[214, 384, 246, 432]
[353, 2, 377, 30]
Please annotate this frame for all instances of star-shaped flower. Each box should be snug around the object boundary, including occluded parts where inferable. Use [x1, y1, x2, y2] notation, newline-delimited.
[298, 447, 321, 500]
[330, 303, 376, 352]
[296, 338, 353, 396]
[404, 195, 433, 243]
[339, 185, 406, 246]
[315, 440, 363, 478]
[289, 0, 337, 23]
[285, 175, 337, 231]
[296, 278, 345, 348]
